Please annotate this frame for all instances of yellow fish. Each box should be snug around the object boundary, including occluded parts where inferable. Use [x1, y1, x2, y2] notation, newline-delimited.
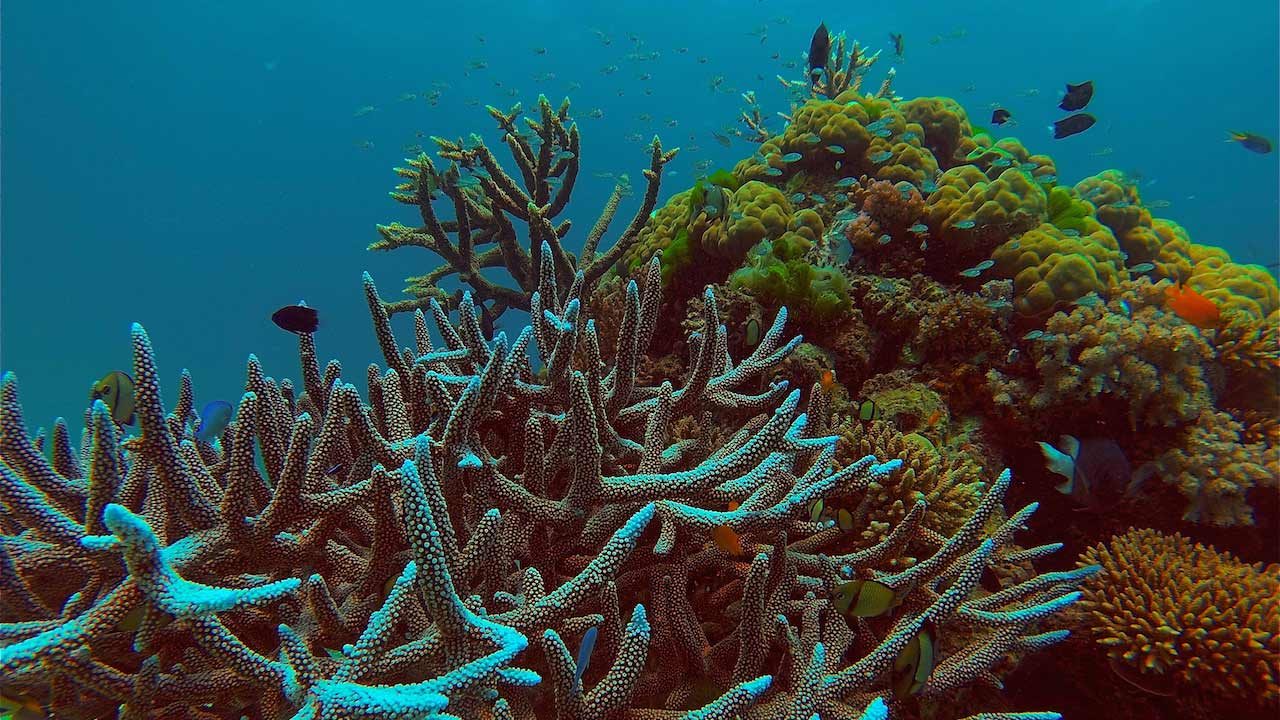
[833, 578, 903, 618]
[891, 621, 937, 698]
[89, 370, 136, 426]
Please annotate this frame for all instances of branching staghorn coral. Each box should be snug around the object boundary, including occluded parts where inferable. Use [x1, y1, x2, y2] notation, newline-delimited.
[2, 260, 1085, 718]
[372, 95, 678, 321]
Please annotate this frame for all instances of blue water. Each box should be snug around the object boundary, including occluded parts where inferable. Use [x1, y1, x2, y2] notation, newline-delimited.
[3, 0, 1276, 435]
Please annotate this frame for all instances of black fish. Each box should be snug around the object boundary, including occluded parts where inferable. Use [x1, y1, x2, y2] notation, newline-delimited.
[272, 304, 319, 334]
[1058, 80, 1093, 111]
[1038, 435, 1137, 508]
[1228, 131, 1273, 154]
[1052, 113, 1095, 139]
[889, 32, 904, 59]
[991, 108, 1012, 125]
[808, 22, 829, 84]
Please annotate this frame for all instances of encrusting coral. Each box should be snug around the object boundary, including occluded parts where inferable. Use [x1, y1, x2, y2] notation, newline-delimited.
[1077, 528, 1280, 707]
[0, 254, 1089, 717]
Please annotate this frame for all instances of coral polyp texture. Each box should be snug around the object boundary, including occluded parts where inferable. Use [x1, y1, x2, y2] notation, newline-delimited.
[1, 257, 1090, 718]
[1078, 528, 1280, 709]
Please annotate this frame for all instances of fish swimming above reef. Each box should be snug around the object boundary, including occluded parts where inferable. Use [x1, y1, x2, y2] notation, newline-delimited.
[1037, 435, 1140, 506]
[990, 108, 1012, 125]
[1164, 282, 1221, 328]
[89, 370, 136, 426]
[272, 303, 319, 334]
[808, 22, 830, 85]
[1052, 113, 1095, 139]
[889, 32, 904, 59]
[1226, 131, 1273, 154]
[1058, 80, 1094, 111]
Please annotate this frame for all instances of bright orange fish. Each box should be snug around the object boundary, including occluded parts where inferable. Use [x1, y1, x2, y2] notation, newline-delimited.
[1164, 283, 1220, 329]
[712, 502, 744, 556]
[820, 369, 836, 393]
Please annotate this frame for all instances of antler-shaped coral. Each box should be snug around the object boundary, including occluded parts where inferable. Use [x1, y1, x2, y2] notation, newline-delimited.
[371, 95, 679, 322]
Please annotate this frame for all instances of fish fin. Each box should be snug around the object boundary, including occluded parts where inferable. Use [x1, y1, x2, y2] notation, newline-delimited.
[1037, 441, 1076, 494]
[1058, 434, 1081, 459]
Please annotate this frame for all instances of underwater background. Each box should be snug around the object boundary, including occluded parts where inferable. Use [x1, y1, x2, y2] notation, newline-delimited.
[1, 1, 1278, 718]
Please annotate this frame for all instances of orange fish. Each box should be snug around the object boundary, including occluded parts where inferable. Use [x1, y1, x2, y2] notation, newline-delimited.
[712, 502, 744, 556]
[1164, 283, 1220, 329]
[820, 369, 836, 393]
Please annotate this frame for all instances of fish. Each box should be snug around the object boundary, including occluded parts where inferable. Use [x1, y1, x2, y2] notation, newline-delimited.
[1052, 113, 1095, 139]
[877, 234, 892, 245]
[869, 150, 893, 163]
[819, 369, 837, 393]
[834, 578, 903, 618]
[1164, 282, 1220, 328]
[835, 177, 858, 187]
[807, 22, 830, 84]
[1023, 330, 1045, 340]
[909, 223, 928, 234]
[990, 108, 1012, 125]
[90, 371, 136, 425]
[857, 399, 879, 421]
[272, 303, 320, 334]
[781, 152, 804, 163]
[891, 621, 937, 698]
[712, 131, 731, 148]
[764, 167, 784, 176]
[1058, 80, 1094, 111]
[789, 192, 807, 203]
[1129, 262, 1156, 274]
[195, 400, 234, 443]
[1227, 131, 1273, 154]
[958, 268, 982, 278]
[711, 501, 745, 556]
[353, 105, 376, 117]
[745, 318, 761, 346]
[574, 626, 598, 686]
[1037, 435, 1139, 507]
[975, 260, 995, 271]
[953, 219, 976, 229]
[889, 32, 904, 59]
[826, 144, 846, 154]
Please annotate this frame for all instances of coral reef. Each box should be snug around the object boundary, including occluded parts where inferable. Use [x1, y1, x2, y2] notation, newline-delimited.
[991, 222, 1125, 316]
[0, 260, 1089, 718]
[1077, 528, 1279, 708]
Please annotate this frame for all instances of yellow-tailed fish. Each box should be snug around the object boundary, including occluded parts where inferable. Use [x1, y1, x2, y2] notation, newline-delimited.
[891, 621, 937, 698]
[807, 497, 824, 522]
[833, 578, 901, 618]
[89, 370, 136, 426]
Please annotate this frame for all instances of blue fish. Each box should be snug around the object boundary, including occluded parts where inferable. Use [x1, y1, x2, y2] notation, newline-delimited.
[869, 150, 893, 163]
[574, 626, 599, 686]
[196, 400, 234, 443]
[781, 152, 804, 162]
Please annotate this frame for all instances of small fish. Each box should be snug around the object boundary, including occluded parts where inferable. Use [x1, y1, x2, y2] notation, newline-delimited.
[902, 131, 919, 143]
[889, 32, 904, 60]
[195, 400, 234, 443]
[834, 193, 848, 202]
[1164, 282, 1220, 328]
[857, 399, 879, 421]
[272, 303, 320, 334]
[1052, 113, 1096, 139]
[808, 22, 830, 84]
[801, 132, 822, 144]
[745, 318, 761, 346]
[1022, 330, 1045, 340]
[587, 109, 604, 119]
[909, 223, 928, 234]
[90, 371, 136, 425]
[985, 298, 1013, 310]
[834, 578, 903, 618]
[1058, 80, 1094, 111]
[574, 626, 598, 686]
[353, 105, 376, 117]
[1226, 131, 1273, 154]
[781, 152, 804, 163]
[810, 194, 827, 203]
[827, 144, 846, 154]
[711, 501, 745, 556]
[790, 192, 807, 203]
[1036, 174, 1058, 184]
[873, 128, 893, 138]
[953, 219, 976, 229]
[975, 260, 994, 271]
[1038, 435, 1139, 507]
[958, 268, 982, 278]
[877, 234, 892, 245]
[820, 368, 837, 393]
[533, 46, 547, 55]
[835, 177, 858, 187]
[869, 150, 893, 163]
[712, 131, 731, 148]
[764, 167, 784, 176]
[1074, 293, 1103, 307]
[1006, 348, 1020, 364]
[891, 621, 937, 698]
[1129, 262, 1156, 274]
[991, 108, 1012, 125]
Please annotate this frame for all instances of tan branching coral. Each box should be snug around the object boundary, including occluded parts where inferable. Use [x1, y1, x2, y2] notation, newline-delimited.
[1139, 409, 1278, 526]
[1078, 528, 1280, 707]
[1029, 279, 1214, 428]
[834, 420, 986, 548]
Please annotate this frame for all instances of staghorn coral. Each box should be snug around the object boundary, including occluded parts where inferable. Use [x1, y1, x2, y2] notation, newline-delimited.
[371, 95, 677, 320]
[0, 262, 1087, 718]
[1077, 528, 1280, 708]
[1026, 278, 1214, 428]
[1138, 409, 1278, 526]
